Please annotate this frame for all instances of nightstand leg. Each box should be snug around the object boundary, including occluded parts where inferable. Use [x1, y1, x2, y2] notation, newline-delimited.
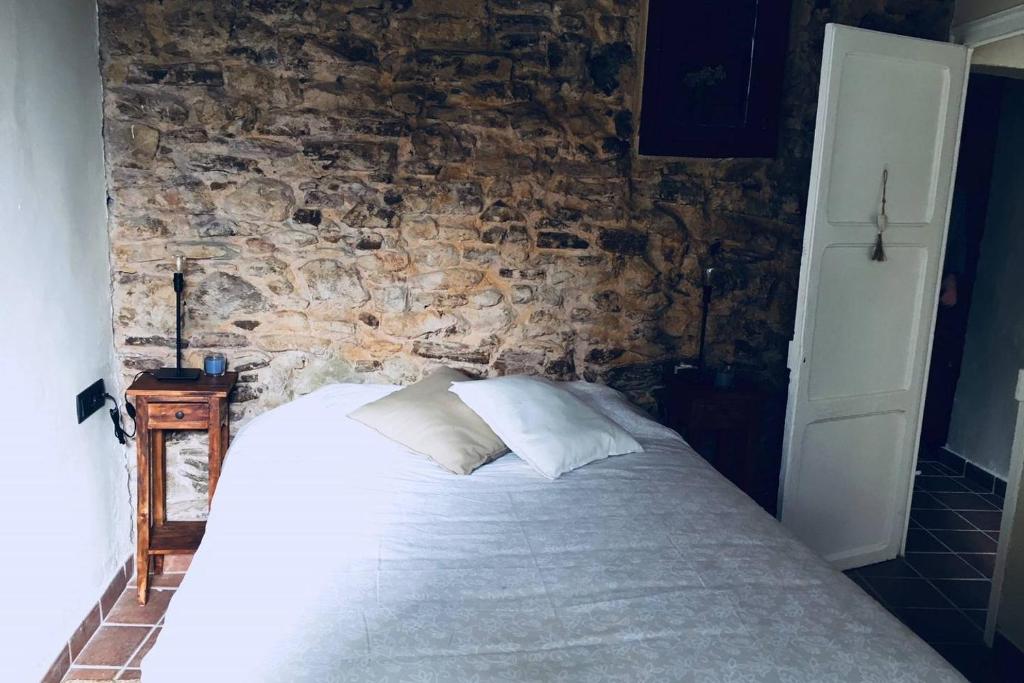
[208, 399, 224, 505]
[136, 402, 151, 605]
[152, 430, 166, 575]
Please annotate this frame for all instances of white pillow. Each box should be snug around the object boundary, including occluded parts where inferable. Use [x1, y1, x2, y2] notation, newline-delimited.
[563, 381, 685, 443]
[449, 376, 643, 479]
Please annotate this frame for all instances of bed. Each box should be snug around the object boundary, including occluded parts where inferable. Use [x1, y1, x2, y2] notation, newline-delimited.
[143, 381, 963, 682]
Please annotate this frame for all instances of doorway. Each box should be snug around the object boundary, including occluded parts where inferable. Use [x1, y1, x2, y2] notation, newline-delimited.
[774, 18, 1024, 682]
[918, 75, 1003, 461]
[846, 73, 1024, 683]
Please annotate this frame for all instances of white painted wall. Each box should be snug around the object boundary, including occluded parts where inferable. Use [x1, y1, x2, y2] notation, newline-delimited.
[954, 0, 1024, 26]
[991, 379, 1024, 653]
[974, 34, 1024, 76]
[0, 1, 132, 680]
[947, 81, 1024, 479]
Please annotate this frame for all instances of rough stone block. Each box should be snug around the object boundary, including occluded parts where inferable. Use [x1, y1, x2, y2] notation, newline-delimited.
[222, 179, 295, 222]
[537, 231, 590, 250]
[126, 63, 224, 86]
[598, 228, 648, 255]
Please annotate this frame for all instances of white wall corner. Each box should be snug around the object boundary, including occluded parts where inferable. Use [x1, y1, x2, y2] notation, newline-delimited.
[952, 4, 1024, 47]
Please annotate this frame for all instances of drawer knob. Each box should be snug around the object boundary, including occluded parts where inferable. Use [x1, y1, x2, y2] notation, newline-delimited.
[175, 411, 185, 420]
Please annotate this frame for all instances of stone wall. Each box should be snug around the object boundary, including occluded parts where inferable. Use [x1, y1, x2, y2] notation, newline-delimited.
[98, 0, 952, 516]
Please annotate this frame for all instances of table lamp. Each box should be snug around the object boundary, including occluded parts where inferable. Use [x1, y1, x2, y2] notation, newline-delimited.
[153, 256, 201, 381]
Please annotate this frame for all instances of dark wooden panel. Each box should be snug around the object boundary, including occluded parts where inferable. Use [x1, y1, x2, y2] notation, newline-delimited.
[127, 371, 237, 398]
[150, 521, 207, 554]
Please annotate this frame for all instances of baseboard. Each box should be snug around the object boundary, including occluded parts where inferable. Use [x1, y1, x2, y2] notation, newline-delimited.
[41, 555, 134, 683]
[936, 447, 1007, 497]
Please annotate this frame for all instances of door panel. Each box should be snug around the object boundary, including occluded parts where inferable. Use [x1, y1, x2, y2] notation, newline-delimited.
[779, 24, 970, 569]
[807, 246, 927, 400]
[790, 411, 908, 565]
[826, 54, 951, 226]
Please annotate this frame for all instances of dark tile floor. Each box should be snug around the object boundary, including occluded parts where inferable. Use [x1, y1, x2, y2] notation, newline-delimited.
[845, 456, 1005, 682]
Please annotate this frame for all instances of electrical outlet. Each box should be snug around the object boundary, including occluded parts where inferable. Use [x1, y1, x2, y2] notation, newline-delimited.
[76, 379, 106, 424]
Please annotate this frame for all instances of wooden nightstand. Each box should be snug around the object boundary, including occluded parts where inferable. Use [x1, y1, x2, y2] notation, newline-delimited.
[127, 372, 237, 604]
[656, 371, 784, 514]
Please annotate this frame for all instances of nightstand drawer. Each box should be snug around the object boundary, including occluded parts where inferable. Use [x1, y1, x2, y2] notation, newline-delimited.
[148, 401, 209, 428]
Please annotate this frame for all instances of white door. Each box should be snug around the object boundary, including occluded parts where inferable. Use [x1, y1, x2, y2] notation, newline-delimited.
[779, 24, 970, 569]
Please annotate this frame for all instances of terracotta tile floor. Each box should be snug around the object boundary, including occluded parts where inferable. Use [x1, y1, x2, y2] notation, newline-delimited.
[63, 556, 191, 682]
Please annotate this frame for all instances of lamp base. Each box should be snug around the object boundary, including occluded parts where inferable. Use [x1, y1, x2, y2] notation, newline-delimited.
[152, 367, 202, 382]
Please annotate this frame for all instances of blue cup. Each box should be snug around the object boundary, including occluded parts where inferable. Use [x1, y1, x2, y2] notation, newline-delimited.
[204, 353, 226, 376]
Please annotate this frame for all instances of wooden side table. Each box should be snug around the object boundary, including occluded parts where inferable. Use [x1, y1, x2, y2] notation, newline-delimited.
[656, 372, 783, 513]
[127, 372, 237, 604]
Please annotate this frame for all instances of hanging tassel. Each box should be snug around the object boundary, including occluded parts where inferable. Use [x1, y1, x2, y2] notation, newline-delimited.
[871, 168, 889, 262]
[871, 230, 886, 262]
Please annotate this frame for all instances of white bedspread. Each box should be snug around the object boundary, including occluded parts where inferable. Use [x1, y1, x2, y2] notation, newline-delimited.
[143, 382, 962, 682]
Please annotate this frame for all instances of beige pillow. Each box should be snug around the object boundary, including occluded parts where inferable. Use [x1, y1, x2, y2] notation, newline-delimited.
[347, 367, 507, 474]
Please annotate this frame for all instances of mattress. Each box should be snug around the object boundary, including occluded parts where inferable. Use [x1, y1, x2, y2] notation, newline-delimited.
[143, 382, 963, 682]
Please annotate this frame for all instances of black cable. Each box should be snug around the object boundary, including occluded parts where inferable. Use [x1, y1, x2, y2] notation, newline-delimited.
[106, 370, 151, 443]
[105, 392, 128, 445]
[121, 371, 149, 438]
